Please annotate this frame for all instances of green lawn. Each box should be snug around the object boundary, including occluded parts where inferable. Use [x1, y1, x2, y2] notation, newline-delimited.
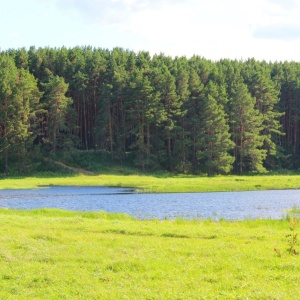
[0, 209, 299, 299]
[1, 173, 300, 192]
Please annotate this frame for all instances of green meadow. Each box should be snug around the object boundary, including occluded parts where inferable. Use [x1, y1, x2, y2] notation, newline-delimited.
[0, 209, 299, 299]
[1, 171, 300, 299]
[1, 173, 300, 192]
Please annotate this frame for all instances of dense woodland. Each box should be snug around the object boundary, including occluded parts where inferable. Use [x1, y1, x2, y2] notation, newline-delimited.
[2, 46, 300, 175]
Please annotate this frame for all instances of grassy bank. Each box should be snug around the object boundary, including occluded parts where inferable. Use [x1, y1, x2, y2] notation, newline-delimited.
[0, 209, 299, 299]
[1, 172, 300, 192]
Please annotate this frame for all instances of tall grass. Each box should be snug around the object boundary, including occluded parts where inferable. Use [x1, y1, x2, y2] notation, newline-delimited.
[0, 209, 299, 299]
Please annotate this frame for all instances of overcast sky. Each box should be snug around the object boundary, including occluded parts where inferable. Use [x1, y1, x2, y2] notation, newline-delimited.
[1, 0, 300, 61]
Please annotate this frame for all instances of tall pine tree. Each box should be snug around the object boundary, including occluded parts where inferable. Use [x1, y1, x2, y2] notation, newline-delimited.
[196, 82, 234, 175]
[229, 82, 266, 173]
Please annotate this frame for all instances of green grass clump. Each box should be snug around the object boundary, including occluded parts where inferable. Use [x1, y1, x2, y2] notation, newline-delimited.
[0, 209, 299, 299]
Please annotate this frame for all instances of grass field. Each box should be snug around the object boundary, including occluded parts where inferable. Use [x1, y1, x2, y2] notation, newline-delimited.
[0, 209, 299, 299]
[1, 172, 300, 193]
[1, 168, 300, 298]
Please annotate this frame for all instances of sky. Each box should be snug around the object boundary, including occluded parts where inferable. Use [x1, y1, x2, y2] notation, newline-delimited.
[1, 0, 300, 61]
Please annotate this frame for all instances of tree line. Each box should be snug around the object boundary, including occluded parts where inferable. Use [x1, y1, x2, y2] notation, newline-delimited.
[1, 46, 300, 175]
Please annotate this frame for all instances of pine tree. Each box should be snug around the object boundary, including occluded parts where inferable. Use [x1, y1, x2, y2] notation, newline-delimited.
[42, 76, 72, 155]
[173, 58, 190, 173]
[196, 82, 234, 175]
[229, 82, 266, 174]
[97, 83, 114, 160]
[0, 55, 20, 174]
[126, 68, 157, 170]
[276, 62, 300, 168]
[14, 69, 43, 172]
[248, 71, 283, 168]
[0, 55, 42, 174]
[151, 63, 182, 170]
[185, 69, 204, 169]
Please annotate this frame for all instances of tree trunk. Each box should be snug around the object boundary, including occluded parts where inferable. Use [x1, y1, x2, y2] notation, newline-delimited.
[4, 147, 8, 176]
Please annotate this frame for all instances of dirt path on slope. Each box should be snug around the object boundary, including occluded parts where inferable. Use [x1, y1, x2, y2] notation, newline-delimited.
[50, 160, 95, 175]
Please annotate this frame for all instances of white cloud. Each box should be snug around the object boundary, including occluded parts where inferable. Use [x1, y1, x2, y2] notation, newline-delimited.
[252, 0, 300, 41]
[254, 24, 300, 41]
[266, 0, 298, 10]
[54, 0, 184, 25]
[4, 0, 300, 61]
[9, 32, 20, 38]
[125, 0, 261, 58]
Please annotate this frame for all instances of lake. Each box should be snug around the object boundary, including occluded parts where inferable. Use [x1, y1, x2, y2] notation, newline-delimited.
[0, 186, 300, 220]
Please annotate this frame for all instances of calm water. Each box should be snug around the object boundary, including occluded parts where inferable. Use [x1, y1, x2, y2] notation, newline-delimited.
[0, 186, 300, 220]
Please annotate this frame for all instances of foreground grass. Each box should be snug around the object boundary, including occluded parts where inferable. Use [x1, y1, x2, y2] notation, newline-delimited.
[1, 173, 300, 192]
[0, 209, 299, 299]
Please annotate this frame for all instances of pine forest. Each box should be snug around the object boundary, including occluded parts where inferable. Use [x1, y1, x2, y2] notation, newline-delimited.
[1, 46, 300, 175]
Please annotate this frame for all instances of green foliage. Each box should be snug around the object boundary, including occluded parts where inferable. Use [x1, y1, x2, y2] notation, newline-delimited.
[230, 82, 266, 173]
[286, 217, 298, 255]
[274, 208, 300, 257]
[286, 207, 300, 255]
[41, 75, 73, 155]
[0, 55, 42, 175]
[2, 46, 300, 174]
[196, 82, 234, 174]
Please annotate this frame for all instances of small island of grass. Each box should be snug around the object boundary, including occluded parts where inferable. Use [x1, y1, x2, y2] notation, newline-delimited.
[1, 168, 300, 193]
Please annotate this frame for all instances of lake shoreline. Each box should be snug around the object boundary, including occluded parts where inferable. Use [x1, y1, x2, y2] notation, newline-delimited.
[1, 173, 300, 193]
